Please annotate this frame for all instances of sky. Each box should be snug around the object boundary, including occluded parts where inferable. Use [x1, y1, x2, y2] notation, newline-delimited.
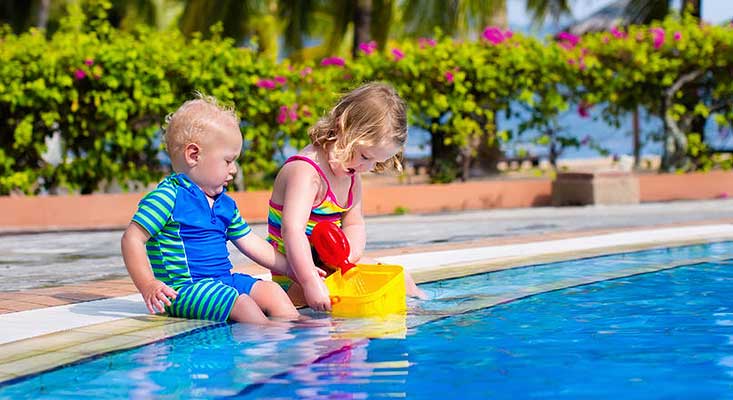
[507, 0, 733, 28]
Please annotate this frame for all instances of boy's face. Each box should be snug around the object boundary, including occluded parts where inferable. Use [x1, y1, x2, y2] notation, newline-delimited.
[187, 123, 242, 198]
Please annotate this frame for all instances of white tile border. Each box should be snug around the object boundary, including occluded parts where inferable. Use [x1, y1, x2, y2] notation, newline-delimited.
[1, 224, 732, 345]
[378, 224, 733, 272]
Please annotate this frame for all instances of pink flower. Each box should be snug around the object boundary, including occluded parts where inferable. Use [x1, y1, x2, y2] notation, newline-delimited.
[84, 58, 94, 66]
[391, 48, 404, 61]
[577, 101, 592, 118]
[277, 105, 289, 124]
[256, 79, 276, 89]
[418, 37, 437, 49]
[674, 31, 682, 41]
[358, 41, 377, 55]
[557, 31, 580, 49]
[300, 67, 312, 77]
[274, 76, 287, 85]
[277, 104, 299, 124]
[610, 26, 626, 39]
[650, 27, 665, 49]
[321, 57, 345, 67]
[74, 69, 86, 80]
[444, 70, 454, 83]
[482, 26, 512, 45]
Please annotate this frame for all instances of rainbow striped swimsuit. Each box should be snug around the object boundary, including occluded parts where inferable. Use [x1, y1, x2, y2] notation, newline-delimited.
[267, 155, 354, 287]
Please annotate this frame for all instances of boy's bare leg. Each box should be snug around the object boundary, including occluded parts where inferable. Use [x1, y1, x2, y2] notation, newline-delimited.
[250, 280, 300, 319]
[229, 294, 271, 325]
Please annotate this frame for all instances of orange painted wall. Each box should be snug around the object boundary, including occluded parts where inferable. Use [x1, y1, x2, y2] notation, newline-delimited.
[1, 171, 731, 233]
[638, 171, 732, 202]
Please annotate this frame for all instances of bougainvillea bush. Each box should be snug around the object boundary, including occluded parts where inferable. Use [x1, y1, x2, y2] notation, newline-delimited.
[1, 4, 731, 194]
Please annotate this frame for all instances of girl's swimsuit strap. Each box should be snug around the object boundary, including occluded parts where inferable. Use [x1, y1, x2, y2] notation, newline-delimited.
[284, 155, 354, 209]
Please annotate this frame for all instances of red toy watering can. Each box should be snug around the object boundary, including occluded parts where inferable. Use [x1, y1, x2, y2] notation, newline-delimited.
[311, 222, 357, 275]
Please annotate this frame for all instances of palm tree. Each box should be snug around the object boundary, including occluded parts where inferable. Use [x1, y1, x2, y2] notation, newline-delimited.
[398, 0, 507, 38]
[0, 0, 56, 33]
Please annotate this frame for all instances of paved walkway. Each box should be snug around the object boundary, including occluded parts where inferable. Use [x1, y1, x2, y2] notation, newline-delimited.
[2, 199, 733, 293]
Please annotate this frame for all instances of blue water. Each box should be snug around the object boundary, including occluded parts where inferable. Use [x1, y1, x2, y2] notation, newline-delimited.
[2, 242, 732, 399]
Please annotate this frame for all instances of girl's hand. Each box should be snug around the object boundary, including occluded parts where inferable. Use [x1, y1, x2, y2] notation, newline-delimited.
[302, 279, 331, 312]
[140, 280, 178, 314]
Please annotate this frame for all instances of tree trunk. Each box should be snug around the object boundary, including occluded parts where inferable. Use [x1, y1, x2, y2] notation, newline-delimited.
[660, 70, 703, 171]
[37, 0, 50, 30]
[487, 0, 507, 28]
[353, 0, 372, 58]
[681, 0, 701, 18]
[429, 124, 460, 183]
[632, 107, 640, 169]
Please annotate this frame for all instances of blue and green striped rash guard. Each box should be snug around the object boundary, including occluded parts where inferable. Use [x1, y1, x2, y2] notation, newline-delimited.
[131, 173, 251, 289]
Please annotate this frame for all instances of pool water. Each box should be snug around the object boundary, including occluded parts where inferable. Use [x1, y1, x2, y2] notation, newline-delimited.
[2, 242, 732, 399]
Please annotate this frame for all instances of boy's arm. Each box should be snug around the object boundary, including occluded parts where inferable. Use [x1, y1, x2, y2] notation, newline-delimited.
[121, 222, 177, 313]
[231, 233, 290, 277]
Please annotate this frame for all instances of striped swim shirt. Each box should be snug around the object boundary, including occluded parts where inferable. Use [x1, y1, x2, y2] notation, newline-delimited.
[131, 173, 252, 289]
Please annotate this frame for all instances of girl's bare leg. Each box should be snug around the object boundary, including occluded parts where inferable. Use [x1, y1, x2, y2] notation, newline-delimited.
[250, 280, 300, 319]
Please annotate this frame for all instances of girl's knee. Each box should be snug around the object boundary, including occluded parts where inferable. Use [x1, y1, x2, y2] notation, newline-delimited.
[252, 280, 299, 319]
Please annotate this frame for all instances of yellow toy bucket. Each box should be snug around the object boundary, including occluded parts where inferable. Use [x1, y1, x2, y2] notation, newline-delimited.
[325, 264, 406, 318]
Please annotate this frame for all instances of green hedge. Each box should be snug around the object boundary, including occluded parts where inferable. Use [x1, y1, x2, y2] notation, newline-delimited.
[1, 7, 732, 195]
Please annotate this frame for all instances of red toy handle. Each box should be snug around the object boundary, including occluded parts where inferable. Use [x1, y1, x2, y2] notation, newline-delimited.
[311, 222, 357, 274]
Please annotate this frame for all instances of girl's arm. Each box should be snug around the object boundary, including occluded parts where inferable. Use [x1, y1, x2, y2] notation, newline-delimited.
[339, 177, 428, 299]
[340, 174, 367, 263]
[121, 222, 178, 313]
[280, 164, 332, 311]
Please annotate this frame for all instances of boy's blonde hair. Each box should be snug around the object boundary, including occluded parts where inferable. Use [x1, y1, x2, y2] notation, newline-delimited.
[163, 93, 240, 159]
[309, 82, 407, 173]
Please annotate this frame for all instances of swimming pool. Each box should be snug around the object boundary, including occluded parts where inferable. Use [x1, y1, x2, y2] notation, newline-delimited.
[1, 242, 731, 398]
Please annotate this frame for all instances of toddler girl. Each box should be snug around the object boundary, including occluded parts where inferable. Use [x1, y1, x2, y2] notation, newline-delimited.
[267, 82, 425, 311]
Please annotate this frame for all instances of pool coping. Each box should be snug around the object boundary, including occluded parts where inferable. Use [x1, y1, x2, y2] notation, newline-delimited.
[1, 222, 732, 384]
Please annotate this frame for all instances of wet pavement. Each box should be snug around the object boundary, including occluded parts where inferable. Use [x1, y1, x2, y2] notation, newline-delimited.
[1, 199, 732, 292]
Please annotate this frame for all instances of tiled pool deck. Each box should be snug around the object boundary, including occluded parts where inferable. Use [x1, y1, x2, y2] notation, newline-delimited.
[1, 200, 733, 383]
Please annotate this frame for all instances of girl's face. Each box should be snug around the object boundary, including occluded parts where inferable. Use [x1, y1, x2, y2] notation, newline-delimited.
[188, 125, 242, 198]
[329, 140, 401, 177]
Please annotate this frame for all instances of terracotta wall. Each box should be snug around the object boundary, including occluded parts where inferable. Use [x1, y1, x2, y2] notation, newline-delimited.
[638, 170, 733, 202]
[1, 171, 731, 233]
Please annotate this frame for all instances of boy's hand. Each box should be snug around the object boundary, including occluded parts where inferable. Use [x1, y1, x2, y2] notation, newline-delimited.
[140, 280, 178, 314]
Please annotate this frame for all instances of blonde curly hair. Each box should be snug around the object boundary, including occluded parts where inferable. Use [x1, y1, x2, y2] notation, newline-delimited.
[309, 82, 407, 173]
[162, 93, 239, 161]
